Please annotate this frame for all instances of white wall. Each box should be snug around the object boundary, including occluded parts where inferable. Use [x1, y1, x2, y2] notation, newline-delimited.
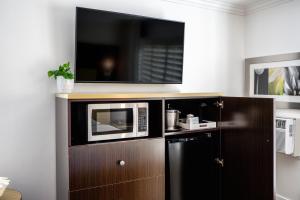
[0, 0, 244, 199]
[276, 154, 300, 200]
[245, 1, 300, 200]
[245, 1, 300, 58]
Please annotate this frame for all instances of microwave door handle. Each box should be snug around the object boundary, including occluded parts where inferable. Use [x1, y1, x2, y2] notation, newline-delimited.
[134, 104, 138, 136]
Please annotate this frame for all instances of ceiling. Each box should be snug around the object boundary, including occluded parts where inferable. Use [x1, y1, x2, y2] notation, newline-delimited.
[221, 0, 260, 7]
[163, 0, 294, 15]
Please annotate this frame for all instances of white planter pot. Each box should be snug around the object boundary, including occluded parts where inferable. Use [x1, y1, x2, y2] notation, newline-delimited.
[56, 76, 74, 93]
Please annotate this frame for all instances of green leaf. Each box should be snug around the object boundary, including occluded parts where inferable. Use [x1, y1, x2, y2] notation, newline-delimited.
[48, 71, 54, 78]
[48, 61, 74, 80]
[63, 72, 74, 79]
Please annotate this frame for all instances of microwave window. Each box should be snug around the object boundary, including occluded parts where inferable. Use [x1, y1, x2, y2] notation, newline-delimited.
[91, 108, 133, 135]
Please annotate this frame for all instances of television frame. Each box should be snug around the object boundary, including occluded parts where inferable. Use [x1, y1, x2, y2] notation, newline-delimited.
[75, 7, 185, 84]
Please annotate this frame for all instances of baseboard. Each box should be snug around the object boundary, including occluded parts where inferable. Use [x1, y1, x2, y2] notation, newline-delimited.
[276, 194, 290, 200]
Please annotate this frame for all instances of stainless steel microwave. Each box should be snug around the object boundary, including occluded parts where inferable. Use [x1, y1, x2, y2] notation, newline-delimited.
[87, 102, 148, 142]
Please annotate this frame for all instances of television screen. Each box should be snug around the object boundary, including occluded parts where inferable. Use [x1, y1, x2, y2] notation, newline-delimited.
[75, 7, 185, 83]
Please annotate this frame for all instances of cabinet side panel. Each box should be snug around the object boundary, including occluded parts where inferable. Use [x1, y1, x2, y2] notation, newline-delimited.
[56, 98, 70, 200]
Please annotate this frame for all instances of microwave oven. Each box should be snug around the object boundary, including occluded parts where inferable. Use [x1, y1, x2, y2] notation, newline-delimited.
[87, 102, 148, 142]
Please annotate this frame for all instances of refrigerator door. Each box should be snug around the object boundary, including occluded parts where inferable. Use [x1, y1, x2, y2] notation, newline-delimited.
[166, 133, 220, 200]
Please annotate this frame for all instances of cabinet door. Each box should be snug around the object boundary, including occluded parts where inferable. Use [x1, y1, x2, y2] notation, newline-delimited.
[220, 97, 274, 200]
[166, 132, 220, 200]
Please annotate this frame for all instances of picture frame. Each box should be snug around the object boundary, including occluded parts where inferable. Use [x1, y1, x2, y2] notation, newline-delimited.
[245, 52, 300, 102]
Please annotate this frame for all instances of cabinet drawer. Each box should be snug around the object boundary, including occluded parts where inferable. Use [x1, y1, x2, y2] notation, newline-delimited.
[70, 176, 164, 200]
[69, 138, 165, 191]
[70, 184, 114, 200]
[115, 176, 164, 200]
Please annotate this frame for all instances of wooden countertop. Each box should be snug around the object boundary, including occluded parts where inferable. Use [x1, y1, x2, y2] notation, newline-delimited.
[56, 92, 222, 100]
[0, 188, 21, 200]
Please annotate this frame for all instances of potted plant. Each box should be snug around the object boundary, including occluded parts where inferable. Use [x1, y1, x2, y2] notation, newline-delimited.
[48, 62, 74, 93]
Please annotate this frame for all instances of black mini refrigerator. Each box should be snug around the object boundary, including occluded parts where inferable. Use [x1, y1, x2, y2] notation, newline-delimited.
[166, 133, 221, 200]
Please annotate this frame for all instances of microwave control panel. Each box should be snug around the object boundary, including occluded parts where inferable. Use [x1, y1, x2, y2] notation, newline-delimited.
[138, 107, 148, 132]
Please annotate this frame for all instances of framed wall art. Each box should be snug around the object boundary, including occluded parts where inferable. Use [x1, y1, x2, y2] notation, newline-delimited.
[245, 52, 300, 102]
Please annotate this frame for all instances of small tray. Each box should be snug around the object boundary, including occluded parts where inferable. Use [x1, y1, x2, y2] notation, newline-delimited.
[178, 120, 216, 130]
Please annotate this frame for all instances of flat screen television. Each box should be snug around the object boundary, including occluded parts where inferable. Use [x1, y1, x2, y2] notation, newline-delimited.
[75, 7, 185, 83]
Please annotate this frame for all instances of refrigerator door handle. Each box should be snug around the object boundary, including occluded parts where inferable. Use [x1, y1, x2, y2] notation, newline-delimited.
[214, 158, 224, 167]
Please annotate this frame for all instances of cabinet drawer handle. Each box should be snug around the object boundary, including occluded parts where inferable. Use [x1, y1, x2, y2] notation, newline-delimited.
[118, 160, 126, 166]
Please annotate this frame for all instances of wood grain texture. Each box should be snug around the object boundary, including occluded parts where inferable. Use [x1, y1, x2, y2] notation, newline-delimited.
[69, 138, 165, 191]
[56, 92, 222, 100]
[221, 97, 274, 200]
[115, 176, 164, 200]
[70, 176, 164, 200]
[56, 95, 274, 200]
[70, 184, 114, 200]
[0, 188, 22, 200]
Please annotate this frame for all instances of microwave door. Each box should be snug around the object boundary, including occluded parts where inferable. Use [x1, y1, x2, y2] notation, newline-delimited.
[88, 103, 137, 141]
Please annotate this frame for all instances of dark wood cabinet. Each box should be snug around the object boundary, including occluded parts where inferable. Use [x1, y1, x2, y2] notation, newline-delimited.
[165, 96, 274, 200]
[56, 93, 274, 200]
[221, 97, 274, 200]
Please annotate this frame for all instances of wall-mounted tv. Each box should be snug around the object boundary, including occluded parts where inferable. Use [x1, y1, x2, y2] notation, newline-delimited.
[75, 7, 185, 83]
